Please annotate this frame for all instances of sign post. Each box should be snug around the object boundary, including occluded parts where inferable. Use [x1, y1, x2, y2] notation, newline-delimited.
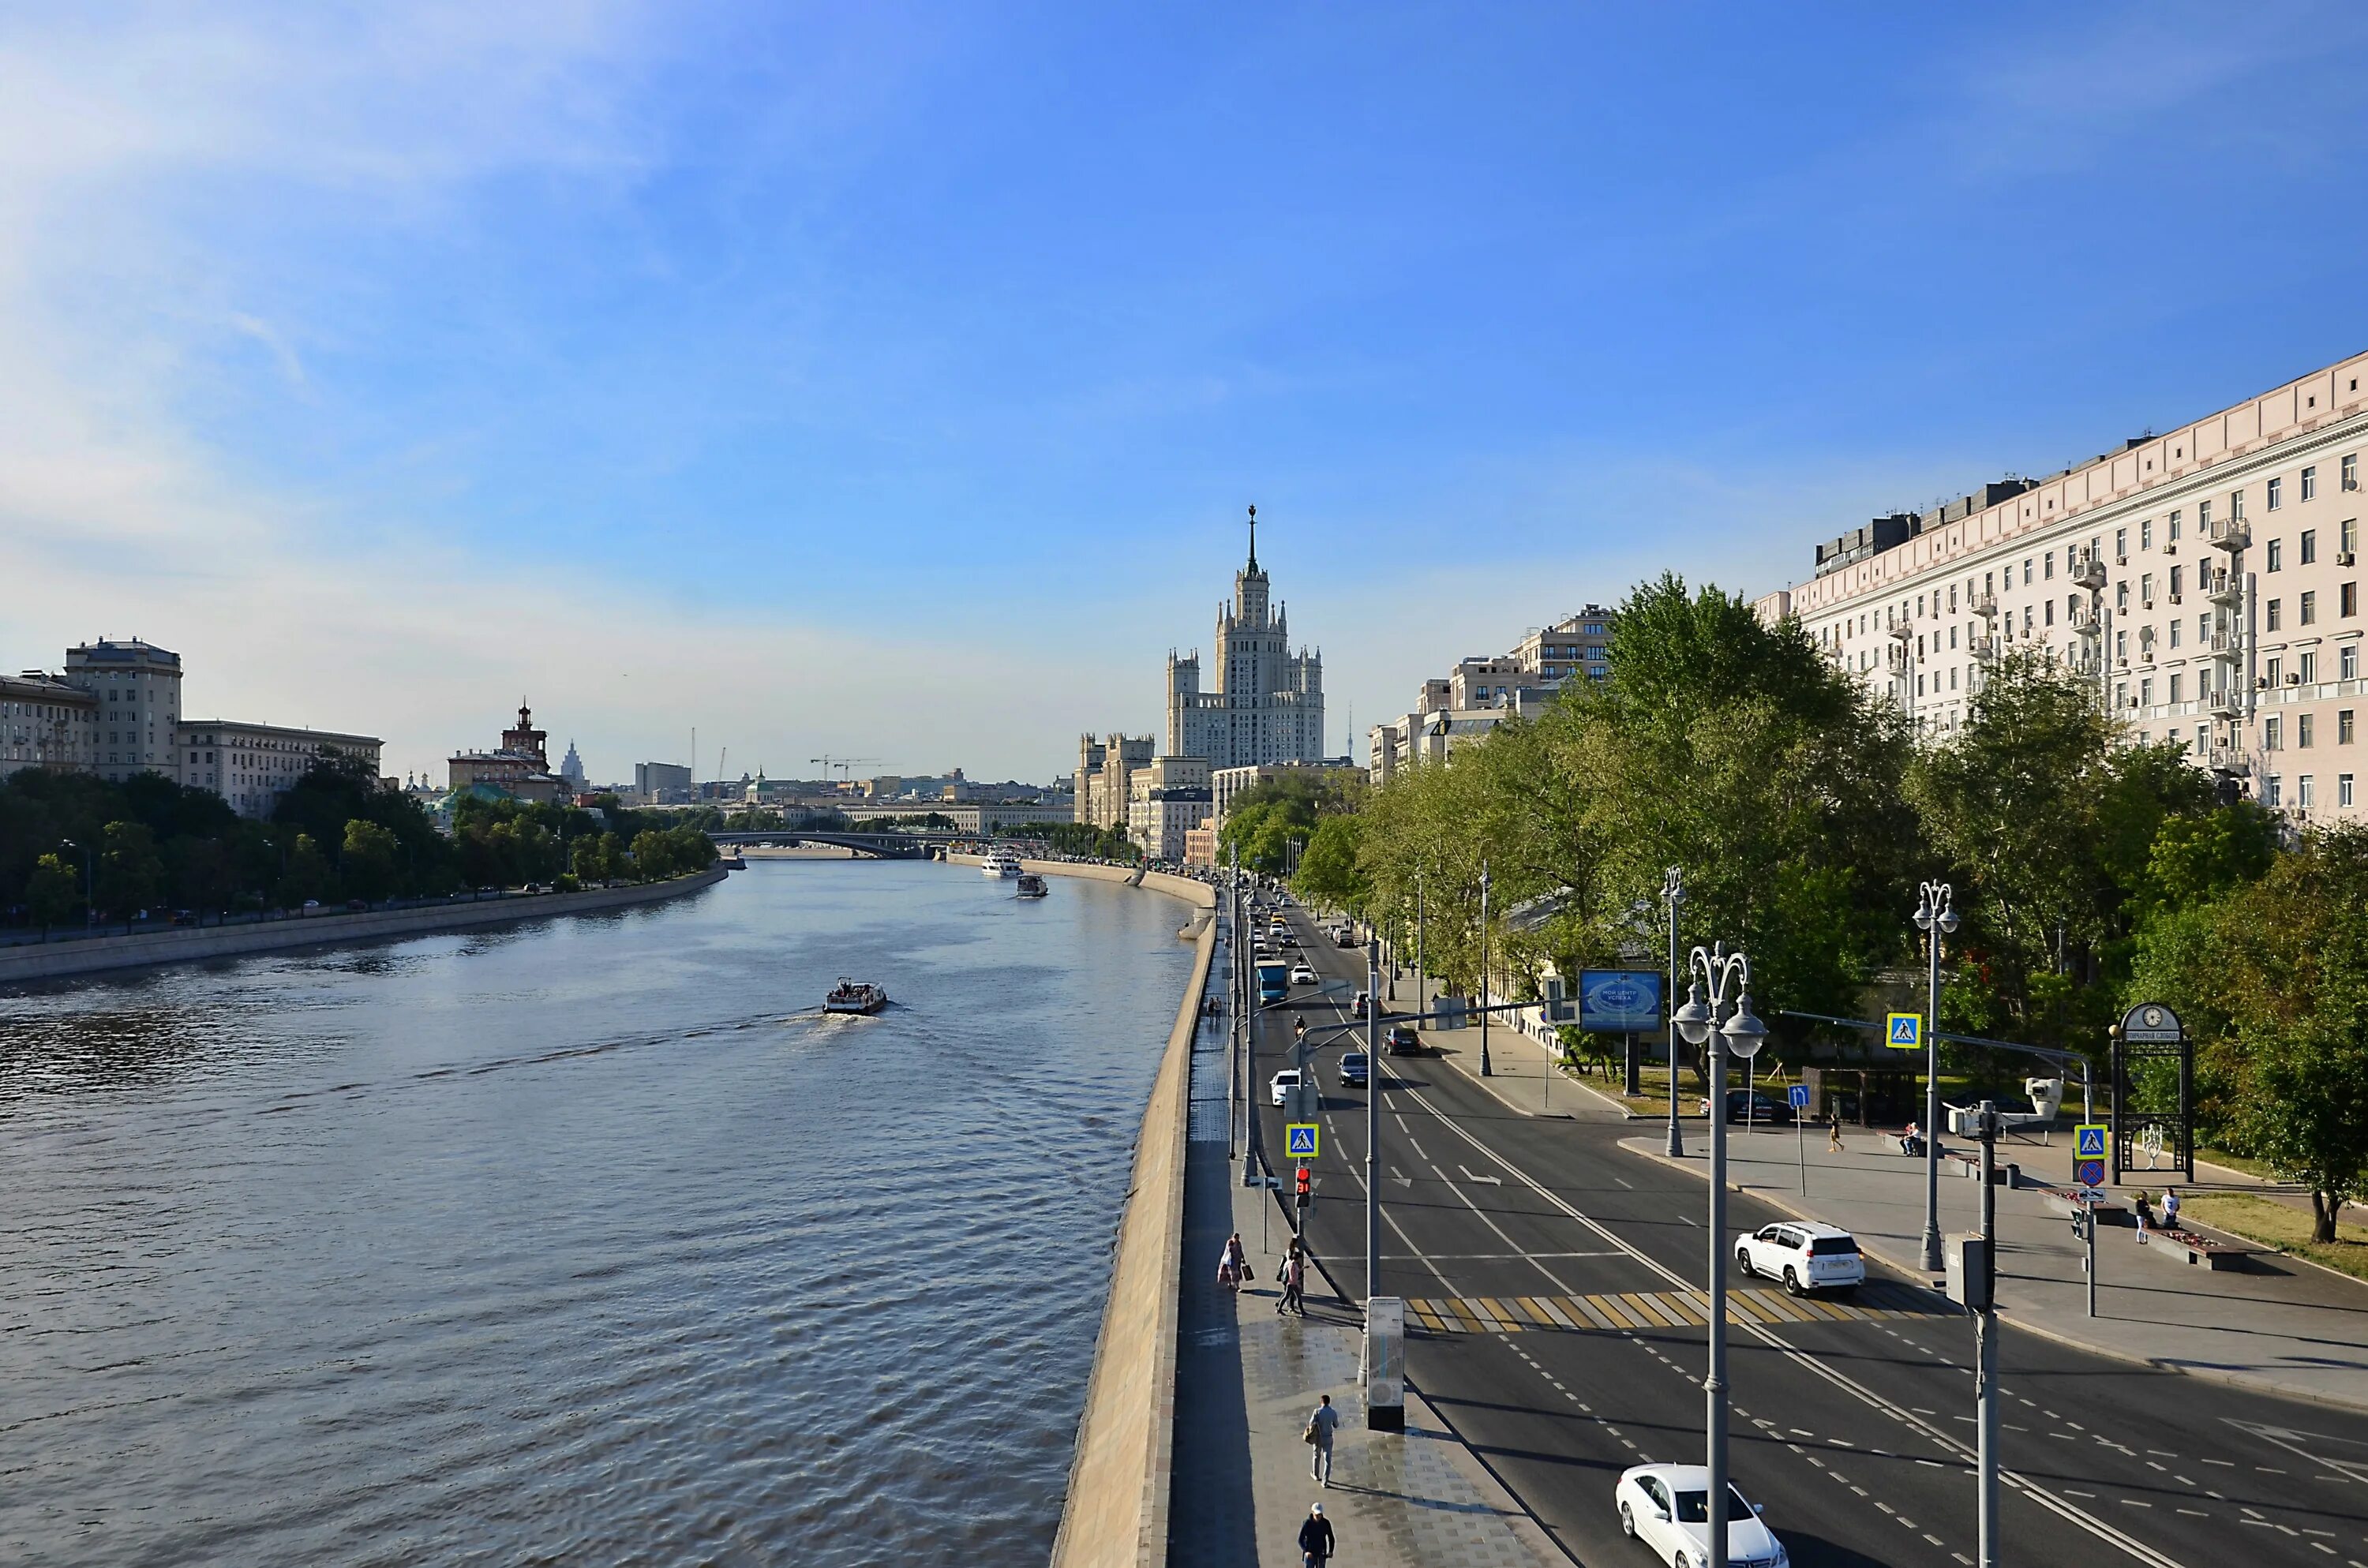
[2112, 1002, 2190, 1184]
[1789, 1083, 1812, 1192]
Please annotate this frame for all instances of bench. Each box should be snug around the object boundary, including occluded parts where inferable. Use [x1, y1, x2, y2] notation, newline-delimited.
[1940, 1148, 2020, 1187]
[2040, 1187, 2126, 1225]
[2143, 1227, 2246, 1270]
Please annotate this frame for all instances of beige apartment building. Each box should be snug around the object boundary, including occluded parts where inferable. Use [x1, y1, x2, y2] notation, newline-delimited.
[180, 720, 384, 819]
[0, 672, 99, 778]
[66, 638, 183, 783]
[1367, 608, 1614, 784]
[1755, 350, 2368, 824]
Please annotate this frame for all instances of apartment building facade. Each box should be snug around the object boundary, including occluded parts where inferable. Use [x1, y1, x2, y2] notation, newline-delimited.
[0, 673, 99, 778]
[1366, 608, 1615, 784]
[179, 720, 384, 819]
[1755, 350, 2368, 825]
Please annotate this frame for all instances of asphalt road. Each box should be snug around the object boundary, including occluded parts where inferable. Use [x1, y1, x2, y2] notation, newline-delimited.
[1242, 896, 2368, 1568]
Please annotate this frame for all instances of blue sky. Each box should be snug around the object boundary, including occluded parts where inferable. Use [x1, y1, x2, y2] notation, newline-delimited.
[7, 2, 2367, 782]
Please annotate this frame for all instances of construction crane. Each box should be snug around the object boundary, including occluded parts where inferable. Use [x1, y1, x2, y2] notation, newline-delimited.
[809, 754, 882, 781]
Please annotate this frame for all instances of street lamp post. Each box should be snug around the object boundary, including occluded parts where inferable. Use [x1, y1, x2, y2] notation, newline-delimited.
[1415, 875, 1426, 1027]
[1478, 862, 1493, 1077]
[1913, 881, 1960, 1273]
[60, 838, 96, 930]
[1662, 866, 1685, 1158]
[1365, 939, 1381, 1309]
[1673, 944, 1768, 1568]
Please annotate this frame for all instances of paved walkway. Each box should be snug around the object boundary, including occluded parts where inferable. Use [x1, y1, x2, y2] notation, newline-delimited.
[1617, 1125, 2368, 1413]
[1168, 956, 1563, 1568]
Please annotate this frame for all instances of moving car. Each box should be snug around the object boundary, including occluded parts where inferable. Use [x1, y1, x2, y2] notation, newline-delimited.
[1735, 1222, 1864, 1295]
[1268, 1068, 1302, 1106]
[1614, 1463, 1786, 1568]
[1350, 990, 1369, 1019]
[1385, 1024, 1421, 1057]
[1696, 1088, 1790, 1125]
[1289, 963, 1317, 986]
[1339, 1050, 1369, 1087]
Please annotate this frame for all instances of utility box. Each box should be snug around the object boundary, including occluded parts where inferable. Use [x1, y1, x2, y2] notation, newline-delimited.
[1944, 1233, 1993, 1312]
[1364, 1297, 1406, 1431]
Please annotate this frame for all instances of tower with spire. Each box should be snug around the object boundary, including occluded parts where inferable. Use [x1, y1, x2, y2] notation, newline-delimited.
[1165, 504, 1327, 768]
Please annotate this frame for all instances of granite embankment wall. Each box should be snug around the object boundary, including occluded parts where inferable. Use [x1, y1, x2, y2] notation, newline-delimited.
[948, 858, 1216, 1567]
[0, 866, 730, 985]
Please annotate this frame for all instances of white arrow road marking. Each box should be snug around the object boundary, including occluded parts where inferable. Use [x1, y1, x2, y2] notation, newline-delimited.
[1391, 1166, 1413, 1188]
[1458, 1164, 1502, 1186]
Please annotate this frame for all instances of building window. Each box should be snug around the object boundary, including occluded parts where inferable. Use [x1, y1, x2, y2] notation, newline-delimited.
[2300, 775, 2316, 808]
[2267, 775, 2282, 807]
[2170, 674, 2183, 702]
[2023, 559, 2034, 586]
[2115, 527, 2127, 560]
[2269, 599, 2283, 631]
[2302, 713, 2317, 747]
[2346, 646, 2361, 681]
[2141, 677, 2154, 705]
[2116, 630, 2128, 660]
[2269, 656, 2284, 684]
[2268, 537, 2284, 571]
[2347, 455, 2360, 492]
[2302, 591, 2319, 625]
[2141, 518, 2154, 550]
[2344, 773, 2358, 807]
[2046, 601, 2055, 627]
[2269, 477, 2284, 511]
[2347, 518, 2360, 556]
[2302, 650, 2319, 683]
[2141, 572, 2154, 607]
[2116, 582, 2130, 613]
[2170, 565, 2183, 597]
[2303, 529, 2318, 565]
[2305, 466, 2320, 502]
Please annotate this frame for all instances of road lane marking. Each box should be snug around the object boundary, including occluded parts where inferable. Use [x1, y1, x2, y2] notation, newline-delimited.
[1457, 1163, 1502, 1186]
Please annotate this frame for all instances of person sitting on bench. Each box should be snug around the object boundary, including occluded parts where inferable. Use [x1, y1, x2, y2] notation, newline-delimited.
[1898, 1121, 1924, 1156]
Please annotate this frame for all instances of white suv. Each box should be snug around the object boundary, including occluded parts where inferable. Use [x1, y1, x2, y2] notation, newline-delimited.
[1734, 1222, 1864, 1295]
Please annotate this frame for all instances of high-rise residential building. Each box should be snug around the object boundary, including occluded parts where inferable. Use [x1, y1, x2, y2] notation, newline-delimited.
[1165, 511, 1325, 769]
[178, 720, 384, 819]
[1754, 349, 2368, 825]
[0, 672, 99, 778]
[558, 740, 588, 790]
[1074, 732, 1154, 827]
[1366, 608, 1616, 784]
[64, 638, 183, 783]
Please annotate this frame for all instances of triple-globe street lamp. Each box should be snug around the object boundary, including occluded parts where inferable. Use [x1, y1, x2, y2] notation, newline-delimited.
[1672, 944, 1767, 1568]
[1912, 881, 1959, 1273]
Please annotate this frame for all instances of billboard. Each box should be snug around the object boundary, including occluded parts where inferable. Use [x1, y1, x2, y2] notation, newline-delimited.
[1579, 970, 1664, 1033]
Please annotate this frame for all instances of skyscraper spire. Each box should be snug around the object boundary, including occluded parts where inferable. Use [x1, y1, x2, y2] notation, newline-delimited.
[1246, 503, 1257, 571]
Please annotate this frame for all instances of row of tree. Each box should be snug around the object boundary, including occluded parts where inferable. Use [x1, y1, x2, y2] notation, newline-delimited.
[1, 760, 718, 931]
[1287, 574, 2365, 1238]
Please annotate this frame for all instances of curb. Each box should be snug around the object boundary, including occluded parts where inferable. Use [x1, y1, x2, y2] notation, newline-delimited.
[1616, 1138, 2368, 1417]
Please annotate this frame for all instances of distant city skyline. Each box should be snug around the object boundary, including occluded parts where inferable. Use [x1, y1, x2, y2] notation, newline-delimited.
[6, 4, 2366, 780]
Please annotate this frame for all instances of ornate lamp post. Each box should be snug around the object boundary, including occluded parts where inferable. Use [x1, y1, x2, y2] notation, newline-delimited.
[1672, 945, 1767, 1568]
[1478, 862, 1493, 1076]
[1912, 881, 1959, 1273]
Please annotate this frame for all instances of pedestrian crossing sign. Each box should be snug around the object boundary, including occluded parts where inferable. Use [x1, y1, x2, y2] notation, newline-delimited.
[1286, 1123, 1320, 1160]
[1885, 1012, 1923, 1050]
[2075, 1123, 2108, 1160]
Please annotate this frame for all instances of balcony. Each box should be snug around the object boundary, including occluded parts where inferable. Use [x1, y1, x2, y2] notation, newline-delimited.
[1971, 637, 1999, 662]
[2209, 629, 2242, 658]
[1971, 593, 1999, 618]
[2207, 747, 2252, 777]
[2209, 518, 2252, 552]
[2206, 570, 2243, 606]
[2208, 690, 2244, 720]
[2071, 554, 2109, 591]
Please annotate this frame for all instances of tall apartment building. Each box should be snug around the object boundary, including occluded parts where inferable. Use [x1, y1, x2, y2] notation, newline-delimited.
[65, 639, 183, 783]
[1165, 514, 1326, 769]
[178, 720, 384, 818]
[1073, 732, 1154, 827]
[1755, 350, 2368, 824]
[0, 672, 99, 778]
[1367, 608, 1615, 784]
[1126, 754, 1213, 863]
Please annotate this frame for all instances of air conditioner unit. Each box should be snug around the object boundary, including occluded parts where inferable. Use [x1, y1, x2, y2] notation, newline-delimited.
[2288, 673, 2302, 684]
[2164, 544, 2178, 556]
[2117, 554, 2129, 566]
[2257, 677, 2270, 689]
[2169, 593, 2183, 605]
[2340, 552, 2358, 567]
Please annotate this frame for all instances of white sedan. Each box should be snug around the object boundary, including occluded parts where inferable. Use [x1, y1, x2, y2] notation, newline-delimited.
[1269, 1068, 1302, 1106]
[1734, 1222, 1865, 1295]
[1614, 1463, 1786, 1568]
[1289, 964, 1317, 986]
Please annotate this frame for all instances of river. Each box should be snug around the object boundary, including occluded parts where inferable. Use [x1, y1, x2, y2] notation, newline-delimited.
[0, 859, 1197, 1566]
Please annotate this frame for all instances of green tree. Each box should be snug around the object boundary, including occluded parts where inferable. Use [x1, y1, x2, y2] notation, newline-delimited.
[96, 821, 165, 921]
[571, 834, 613, 884]
[27, 852, 80, 935]
[1293, 814, 1369, 914]
[279, 832, 335, 907]
[340, 819, 401, 905]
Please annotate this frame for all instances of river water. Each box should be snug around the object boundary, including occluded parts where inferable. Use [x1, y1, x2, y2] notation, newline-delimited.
[0, 860, 1197, 1566]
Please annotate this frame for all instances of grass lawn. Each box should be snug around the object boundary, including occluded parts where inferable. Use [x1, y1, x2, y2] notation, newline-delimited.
[2183, 1192, 2368, 1284]
[2194, 1146, 2284, 1182]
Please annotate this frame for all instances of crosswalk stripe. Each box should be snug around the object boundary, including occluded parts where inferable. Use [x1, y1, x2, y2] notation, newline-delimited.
[1565, 1294, 1619, 1330]
[1620, 1291, 1678, 1329]
[1514, 1295, 1559, 1328]
[1407, 1285, 1945, 1334]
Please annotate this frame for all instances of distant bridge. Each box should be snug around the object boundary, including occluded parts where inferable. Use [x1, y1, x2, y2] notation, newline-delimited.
[706, 829, 961, 860]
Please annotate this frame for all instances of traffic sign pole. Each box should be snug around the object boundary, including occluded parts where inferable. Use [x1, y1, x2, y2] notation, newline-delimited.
[1789, 1082, 1812, 1192]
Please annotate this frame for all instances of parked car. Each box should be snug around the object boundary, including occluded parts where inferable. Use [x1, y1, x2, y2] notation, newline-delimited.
[1735, 1222, 1864, 1295]
[1333, 924, 1358, 947]
[1339, 1050, 1369, 1087]
[1385, 1024, 1422, 1056]
[1351, 990, 1369, 1019]
[1268, 1068, 1302, 1107]
[1289, 964, 1317, 986]
[1697, 1089, 1789, 1125]
[345, 898, 369, 911]
[1277, 931, 1302, 948]
[1614, 1463, 1785, 1568]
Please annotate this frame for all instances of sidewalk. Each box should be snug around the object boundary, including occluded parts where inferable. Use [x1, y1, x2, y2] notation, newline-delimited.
[1168, 1005, 1564, 1566]
[1402, 979, 1631, 1123]
[1618, 1125, 2368, 1413]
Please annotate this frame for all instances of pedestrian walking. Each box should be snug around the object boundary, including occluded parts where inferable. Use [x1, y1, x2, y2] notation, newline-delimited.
[1217, 1233, 1246, 1294]
[2134, 1189, 2153, 1243]
[1298, 1503, 1335, 1566]
[2161, 1188, 2181, 1234]
[1827, 1110, 1844, 1154]
[1306, 1393, 1341, 1485]
[1277, 1243, 1306, 1315]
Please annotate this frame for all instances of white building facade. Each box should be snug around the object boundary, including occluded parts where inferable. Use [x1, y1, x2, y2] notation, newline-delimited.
[1756, 350, 2368, 825]
[1366, 608, 1615, 785]
[178, 720, 384, 819]
[0, 673, 99, 779]
[1165, 517, 1325, 769]
[65, 639, 183, 783]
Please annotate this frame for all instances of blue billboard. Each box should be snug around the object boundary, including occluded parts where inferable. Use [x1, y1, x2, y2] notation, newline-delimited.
[1579, 970, 1664, 1033]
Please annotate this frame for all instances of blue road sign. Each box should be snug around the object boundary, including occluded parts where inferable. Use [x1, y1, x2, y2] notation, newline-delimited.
[1580, 970, 1663, 1033]
[2076, 1158, 2105, 1188]
[1885, 1012, 1923, 1050]
[1787, 1084, 1811, 1110]
[1286, 1123, 1320, 1160]
[2075, 1123, 2108, 1159]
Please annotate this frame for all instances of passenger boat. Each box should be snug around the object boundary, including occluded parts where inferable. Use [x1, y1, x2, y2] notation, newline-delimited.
[1014, 873, 1049, 899]
[823, 979, 889, 1015]
[981, 851, 1024, 878]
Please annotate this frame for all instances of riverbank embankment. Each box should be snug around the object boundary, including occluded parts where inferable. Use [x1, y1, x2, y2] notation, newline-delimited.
[0, 866, 729, 986]
[948, 857, 1216, 1566]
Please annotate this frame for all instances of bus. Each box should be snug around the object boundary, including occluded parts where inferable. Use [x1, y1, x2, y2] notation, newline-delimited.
[1257, 960, 1291, 1005]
